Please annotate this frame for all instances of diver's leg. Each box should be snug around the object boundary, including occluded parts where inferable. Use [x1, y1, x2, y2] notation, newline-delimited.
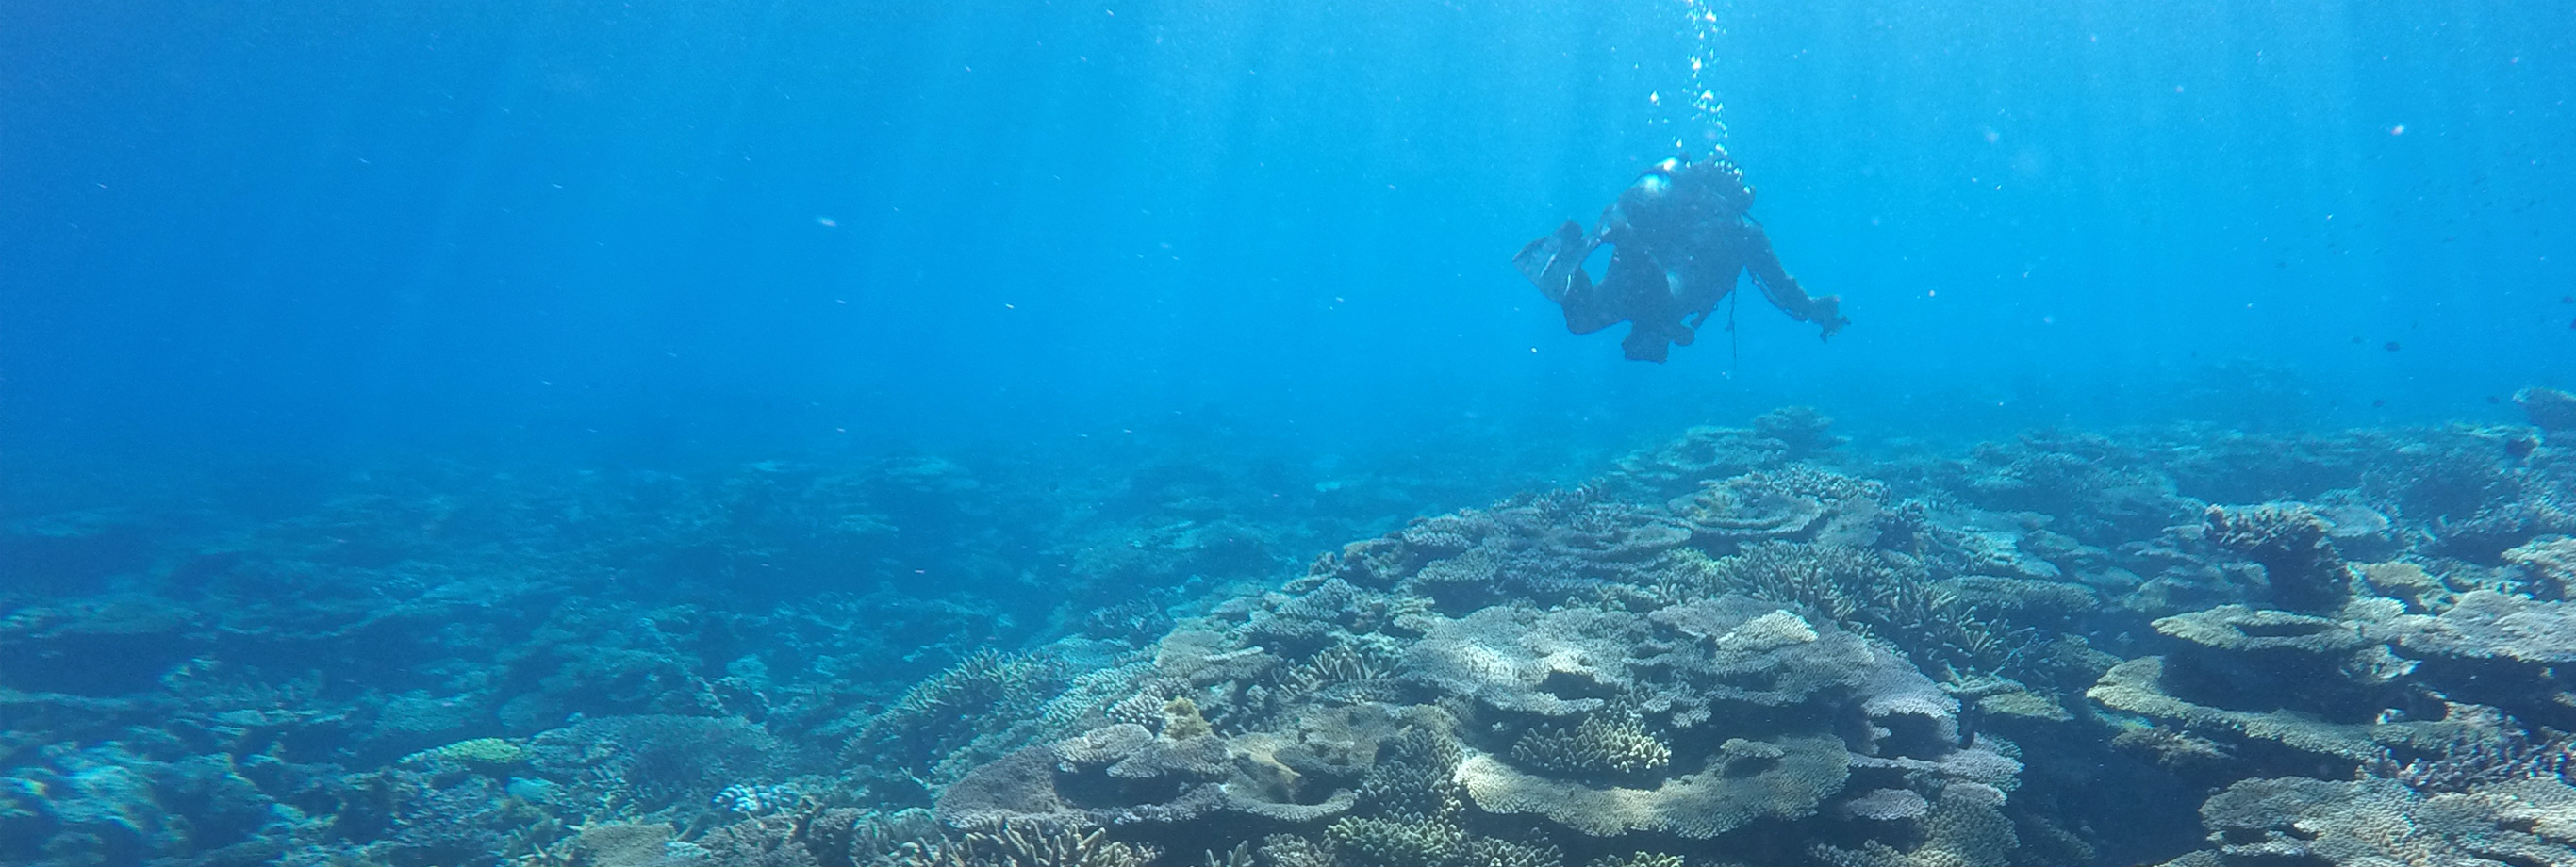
[1560, 282, 1621, 335]
[1606, 249, 1695, 359]
[1517, 221, 1628, 335]
[1560, 244, 1661, 335]
[1620, 326, 1673, 363]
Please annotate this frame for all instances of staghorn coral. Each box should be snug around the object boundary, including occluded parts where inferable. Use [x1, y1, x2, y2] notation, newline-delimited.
[846, 650, 1063, 801]
[899, 820, 1161, 867]
[1458, 837, 1563, 867]
[1506, 711, 1673, 779]
[2368, 728, 2576, 793]
[1257, 835, 1330, 867]
[1276, 639, 1404, 706]
[1701, 541, 2027, 678]
[529, 714, 783, 816]
[1202, 842, 1256, 867]
[1324, 817, 1467, 867]
[1355, 726, 1467, 823]
[1585, 854, 1684, 867]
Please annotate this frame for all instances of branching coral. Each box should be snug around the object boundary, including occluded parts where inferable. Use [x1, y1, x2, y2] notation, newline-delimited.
[1703, 542, 2028, 678]
[1506, 711, 1672, 779]
[2203, 503, 2351, 612]
[899, 820, 1161, 867]
[2368, 728, 2576, 793]
[1324, 817, 1467, 867]
[1277, 641, 1402, 706]
[530, 714, 781, 815]
[1355, 727, 1466, 823]
[846, 650, 1061, 801]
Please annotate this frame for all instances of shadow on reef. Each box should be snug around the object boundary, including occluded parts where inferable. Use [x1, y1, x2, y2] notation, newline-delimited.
[6, 399, 2576, 866]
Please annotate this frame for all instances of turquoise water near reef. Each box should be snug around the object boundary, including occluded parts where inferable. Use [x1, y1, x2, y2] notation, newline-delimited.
[2, 1, 2573, 865]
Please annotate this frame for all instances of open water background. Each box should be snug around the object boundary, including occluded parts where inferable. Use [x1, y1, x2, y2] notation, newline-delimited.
[7, 0, 2568, 474]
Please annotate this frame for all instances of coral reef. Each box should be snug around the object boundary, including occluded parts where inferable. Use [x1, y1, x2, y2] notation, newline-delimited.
[2520, 386, 2576, 436]
[2155, 776, 2576, 865]
[10, 407, 2576, 866]
[2202, 503, 2352, 612]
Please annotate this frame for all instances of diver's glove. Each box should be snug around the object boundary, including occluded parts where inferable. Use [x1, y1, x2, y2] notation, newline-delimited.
[1808, 294, 1850, 340]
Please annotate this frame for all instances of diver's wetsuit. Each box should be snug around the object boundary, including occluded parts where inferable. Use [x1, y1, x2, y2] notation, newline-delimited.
[1515, 151, 1846, 362]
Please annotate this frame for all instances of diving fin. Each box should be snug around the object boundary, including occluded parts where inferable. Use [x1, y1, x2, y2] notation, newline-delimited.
[1513, 220, 1595, 304]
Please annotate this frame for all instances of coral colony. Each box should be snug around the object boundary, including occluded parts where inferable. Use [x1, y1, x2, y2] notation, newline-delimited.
[8, 395, 2576, 865]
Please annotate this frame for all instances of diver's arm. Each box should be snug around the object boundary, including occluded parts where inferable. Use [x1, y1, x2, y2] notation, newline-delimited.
[1740, 223, 1848, 339]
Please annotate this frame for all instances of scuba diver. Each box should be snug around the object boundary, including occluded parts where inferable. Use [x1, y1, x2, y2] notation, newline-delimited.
[1514, 148, 1847, 362]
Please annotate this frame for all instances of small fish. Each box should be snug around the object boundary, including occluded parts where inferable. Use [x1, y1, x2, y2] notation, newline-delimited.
[2383, 341, 2402, 352]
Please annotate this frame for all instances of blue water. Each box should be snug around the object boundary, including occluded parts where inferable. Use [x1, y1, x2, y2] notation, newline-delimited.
[3, 1, 2574, 864]
[8, 0, 2567, 468]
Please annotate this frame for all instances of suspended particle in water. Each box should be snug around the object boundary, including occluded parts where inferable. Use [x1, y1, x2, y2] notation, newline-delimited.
[2383, 341, 2402, 352]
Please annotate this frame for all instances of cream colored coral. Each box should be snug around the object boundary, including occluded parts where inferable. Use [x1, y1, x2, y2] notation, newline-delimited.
[1714, 610, 1818, 653]
[1456, 736, 1847, 838]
